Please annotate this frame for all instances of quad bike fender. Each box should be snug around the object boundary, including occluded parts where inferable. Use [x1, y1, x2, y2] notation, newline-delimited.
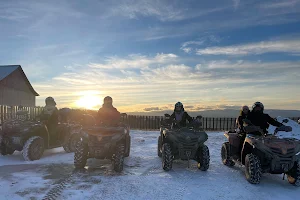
[228, 133, 241, 149]
[16, 124, 49, 149]
[241, 142, 254, 165]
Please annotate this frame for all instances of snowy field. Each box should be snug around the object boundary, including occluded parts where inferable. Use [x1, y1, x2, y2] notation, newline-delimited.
[0, 120, 300, 200]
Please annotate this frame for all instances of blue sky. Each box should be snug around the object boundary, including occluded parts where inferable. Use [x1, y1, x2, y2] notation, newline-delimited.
[1, 0, 300, 112]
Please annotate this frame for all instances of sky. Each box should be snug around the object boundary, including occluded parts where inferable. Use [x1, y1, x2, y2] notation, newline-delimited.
[0, 0, 300, 113]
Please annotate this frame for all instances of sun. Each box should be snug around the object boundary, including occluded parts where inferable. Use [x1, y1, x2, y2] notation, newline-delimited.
[76, 95, 102, 109]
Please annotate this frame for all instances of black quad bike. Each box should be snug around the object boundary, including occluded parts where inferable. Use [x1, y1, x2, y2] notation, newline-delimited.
[221, 120, 300, 186]
[0, 111, 79, 161]
[74, 114, 131, 172]
[158, 114, 210, 171]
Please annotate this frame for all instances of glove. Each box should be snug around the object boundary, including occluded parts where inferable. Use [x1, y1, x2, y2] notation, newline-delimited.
[283, 125, 292, 132]
[275, 125, 292, 134]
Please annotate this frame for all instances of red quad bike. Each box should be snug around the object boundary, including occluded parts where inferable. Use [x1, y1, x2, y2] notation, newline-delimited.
[221, 120, 300, 186]
[0, 110, 79, 161]
[74, 114, 131, 172]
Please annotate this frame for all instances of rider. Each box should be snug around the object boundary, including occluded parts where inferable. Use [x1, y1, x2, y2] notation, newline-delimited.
[236, 105, 249, 133]
[245, 102, 290, 135]
[170, 102, 194, 128]
[97, 96, 120, 125]
[40, 97, 59, 133]
[236, 102, 291, 157]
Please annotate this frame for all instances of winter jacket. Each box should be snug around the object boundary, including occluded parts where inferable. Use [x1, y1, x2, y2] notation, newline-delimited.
[40, 105, 59, 132]
[97, 104, 120, 125]
[170, 111, 193, 127]
[246, 111, 283, 134]
[236, 110, 248, 132]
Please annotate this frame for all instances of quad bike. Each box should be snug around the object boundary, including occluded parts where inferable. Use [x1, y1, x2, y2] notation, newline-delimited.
[0, 110, 79, 161]
[74, 114, 131, 172]
[158, 114, 210, 171]
[221, 119, 300, 186]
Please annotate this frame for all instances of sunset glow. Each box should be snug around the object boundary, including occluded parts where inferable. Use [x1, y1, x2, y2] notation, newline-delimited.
[75, 95, 102, 110]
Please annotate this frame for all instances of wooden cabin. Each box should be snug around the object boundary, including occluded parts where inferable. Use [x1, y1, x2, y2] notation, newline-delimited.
[0, 65, 39, 107]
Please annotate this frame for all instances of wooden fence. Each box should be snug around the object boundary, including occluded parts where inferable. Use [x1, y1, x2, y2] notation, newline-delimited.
[0, 105, 43, 125]
[1, 105, 300, 131]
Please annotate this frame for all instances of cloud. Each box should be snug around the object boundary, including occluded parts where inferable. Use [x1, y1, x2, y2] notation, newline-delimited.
[88, 53, 178, 69]
[107, 0, 230, 22]
[196, 39, 300, 56]
[0, 7, 31, 21]
[143, 107, 162, 112]
[181, 48, 192, 53]
[260, 0, 300, 9]
[233, 0, 240, 10]
[31, 52, 300, 111]
[181, 35, 221, 53]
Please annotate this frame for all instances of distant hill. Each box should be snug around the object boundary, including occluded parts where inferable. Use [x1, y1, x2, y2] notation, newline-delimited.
[127, 109, 300, 118]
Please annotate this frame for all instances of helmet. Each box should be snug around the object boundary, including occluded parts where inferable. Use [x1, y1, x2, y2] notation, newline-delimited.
[104, 96, 113, 104]
[45, 96, 56, 106]
[174, 102, 183, 112]
[252, 102, 264, 112]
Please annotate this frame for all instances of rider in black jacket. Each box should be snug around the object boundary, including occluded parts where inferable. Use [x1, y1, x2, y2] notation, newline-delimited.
[170, 102, 193, 127]
[246, 102, 284, 135]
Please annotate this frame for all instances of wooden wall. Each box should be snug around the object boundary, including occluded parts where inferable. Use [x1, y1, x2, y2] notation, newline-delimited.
[0, 69, 36, 107]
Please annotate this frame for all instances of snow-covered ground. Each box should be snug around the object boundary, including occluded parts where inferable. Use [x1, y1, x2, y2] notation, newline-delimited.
[0, 127, 300, 199]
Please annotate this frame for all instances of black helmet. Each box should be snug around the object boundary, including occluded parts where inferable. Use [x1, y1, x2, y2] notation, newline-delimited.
[104, 96, 113, 104]
[174, 102, 184, 112]
[45, 96, 56, 106]
[252, 102, 264, 112]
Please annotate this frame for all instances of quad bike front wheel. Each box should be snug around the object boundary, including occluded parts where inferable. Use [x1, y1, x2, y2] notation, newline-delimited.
[112, 143, 125, 172]
[162, 143, 172, 171]
[124, 135, 131, 157]
[287, 162, 300, 187]
[74, 140, 88, 169]
[197, 145, 210, 171]
[221, 142, 235, 167]
[245, 153, 262, 184]
[22, 136, 45, 161]
[157, 136, 162, 157]
[63, 133, 79, 153]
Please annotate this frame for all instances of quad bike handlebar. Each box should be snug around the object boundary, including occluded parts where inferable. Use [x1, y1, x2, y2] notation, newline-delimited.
[243, 119, 292, 136]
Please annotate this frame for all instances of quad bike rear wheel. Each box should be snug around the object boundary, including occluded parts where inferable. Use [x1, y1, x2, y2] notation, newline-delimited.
[245, 153, 262, 184]
[157, 136, 162, 157]
[0, 136, 15, 156]
[197, 145, 210, 171]
[221, 142, 235, 167]
[162, 143, 172, 171]
[287, 162, 300, 187]
[74, 140, 88, 169]
[0, 146, 15, 155]
[112, 143, 125, 172]
[22, 136, 45, 161]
